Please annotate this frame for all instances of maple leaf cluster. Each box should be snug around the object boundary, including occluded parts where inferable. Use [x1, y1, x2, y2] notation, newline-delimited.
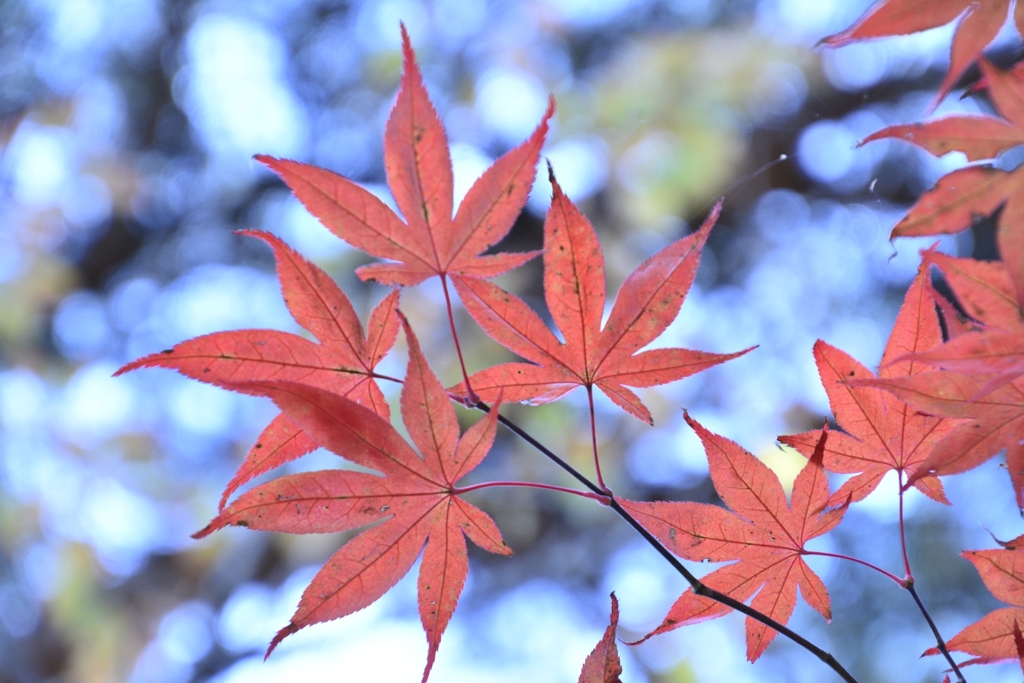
[116, 4, 1024, 680]
[814, 0, 1024, 673]
[119, 25, 745, 681]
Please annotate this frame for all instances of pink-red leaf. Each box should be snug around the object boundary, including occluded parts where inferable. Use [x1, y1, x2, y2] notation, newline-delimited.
[856, 370, 1024, 508]
[116, 231, 400, 508]
[923, 250, 1021, 330]
[193, 320, 508, 681]
[861, 117, 1024, 162]
[779, 263, 955, 505]
[864, 60, 1024, 240]
[258, 28, 551, 286]
[889, 165, 1017, 239]
[998, 206, 1024, 310]
[219, 414, 317, 511]
[820, 0, 973, 45]
[925, 548, 1024, 669]
[821, 0, 1011, 104]
[620, 419, 842, 661]
[452, 177, 749, 423]
[855, 241, 1024, 507]
[891, 328, 1024, 397]
[578, 594, 623, 683]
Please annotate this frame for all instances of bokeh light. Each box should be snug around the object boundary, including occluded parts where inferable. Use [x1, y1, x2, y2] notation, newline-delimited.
[0, 0, 1020, 681]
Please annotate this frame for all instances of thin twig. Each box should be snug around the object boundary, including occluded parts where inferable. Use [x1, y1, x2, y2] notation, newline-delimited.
[907, 583, 966, 683]
[440, 274, 478, 403]
[452, 479, 609, 502]
[899, 472, 914, 581]
[475, 402, 603, 495]
[586, 386, 609, 491]
[898, 473, 966, 682]
[607, 496, 859, 683]
[802, 550, 906, 586]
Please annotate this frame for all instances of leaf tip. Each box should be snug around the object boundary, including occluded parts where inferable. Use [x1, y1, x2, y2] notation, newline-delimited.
[421, 648, 437, 683]
[986, 528, 1024, 550]
[253, 154, 282, 172]
[396, 309, 420, 356]
[734, 344, 758, 360]
[265, 622, 299, 660]
[399, 22, 419, 77]
[859, 128, 891, 148]
[113, 350, 174, 376]
[546, 159, 559, 189]
[698, 199, 723, 237]
[681, 410, 707, 438]
[111, 361, 136, 377]
[815, 31, 846, 49]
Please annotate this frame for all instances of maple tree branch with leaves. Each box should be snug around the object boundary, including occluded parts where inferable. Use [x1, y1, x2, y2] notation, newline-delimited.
[116, 6, 1024, 682]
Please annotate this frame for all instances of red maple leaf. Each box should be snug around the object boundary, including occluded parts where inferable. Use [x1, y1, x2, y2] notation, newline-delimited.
[851, 247, 1024, 507]
[578, 593, 623, 683]
[923, 249, 1020, 331]
[193, 316, 509, 681]
[852, 57, 1024, 506]
[779, 262, 957, 506]
[116, 230, 400, 509]
[923, 547, 1024, 671]
[620, 417, 844, 661]
[878, 242, 1024, 398]
[821, 1, 1020, 104]
[852, 363, 1024, 507]
[257, 25, 551, 287]
[861, 59, 1024, 241]
[450, 169, 750, 424]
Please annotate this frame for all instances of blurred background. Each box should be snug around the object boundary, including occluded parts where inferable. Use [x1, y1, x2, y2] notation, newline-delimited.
[1, 0, 1023, 681]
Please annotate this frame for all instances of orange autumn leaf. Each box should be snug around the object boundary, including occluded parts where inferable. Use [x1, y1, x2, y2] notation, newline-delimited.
[862, 60, 1024, 242]
[620, 418, 844, 661]
[117, 230, 400, 509]
[578, 593, 623, 683]
[451, 169, 750, 423]
[779, 262, 956, 505]
[924, 548, 1024, 672]
[194, 317, 508, 681]
[822, 0, 1017, 104]
[258, 25, 551, 287]
[853, 246, 1024, 508]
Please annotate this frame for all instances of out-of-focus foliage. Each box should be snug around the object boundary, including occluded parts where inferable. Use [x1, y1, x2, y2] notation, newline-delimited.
[577, 33, 820, 227]
[0, 0, 1021, 681]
